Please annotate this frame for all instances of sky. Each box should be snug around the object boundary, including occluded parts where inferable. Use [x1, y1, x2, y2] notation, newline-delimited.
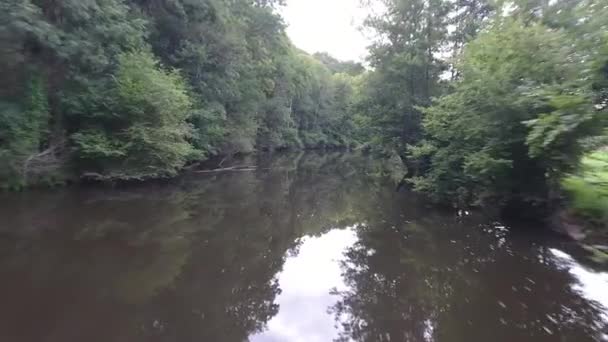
[251, 228, 358, 342]
[280, 0, 372, 62]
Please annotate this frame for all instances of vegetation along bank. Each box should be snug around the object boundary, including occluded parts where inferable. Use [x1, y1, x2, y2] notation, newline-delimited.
[1, 0, 607, 238]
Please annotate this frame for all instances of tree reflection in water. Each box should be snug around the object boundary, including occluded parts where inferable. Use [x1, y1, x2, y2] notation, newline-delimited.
[0, 152, 605, 342]
[330, 202, 608, 342]
[0, 152, 385, 342]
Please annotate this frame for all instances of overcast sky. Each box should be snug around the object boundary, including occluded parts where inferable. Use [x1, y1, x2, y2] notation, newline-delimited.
[280, 0, 372, 62]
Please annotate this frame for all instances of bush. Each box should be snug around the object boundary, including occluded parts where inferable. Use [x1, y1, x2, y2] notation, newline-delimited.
[562, 151, 608, 224]
[72, 51, 200, 180]
[409, 20, 604, 208]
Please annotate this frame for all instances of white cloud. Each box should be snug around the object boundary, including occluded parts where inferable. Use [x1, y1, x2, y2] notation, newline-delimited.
[280, 0, 371, 62]
[250, 228, 358, 342]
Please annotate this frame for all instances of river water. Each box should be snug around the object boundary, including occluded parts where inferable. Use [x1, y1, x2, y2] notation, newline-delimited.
[0, 152, 606, 342]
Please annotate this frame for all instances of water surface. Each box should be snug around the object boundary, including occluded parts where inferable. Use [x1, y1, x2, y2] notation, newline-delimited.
[0, 152, 606, 342]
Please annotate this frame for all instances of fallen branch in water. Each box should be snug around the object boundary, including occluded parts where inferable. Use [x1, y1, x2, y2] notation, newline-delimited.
[194, 166, 258, 173]
[193, 165, 296, 173]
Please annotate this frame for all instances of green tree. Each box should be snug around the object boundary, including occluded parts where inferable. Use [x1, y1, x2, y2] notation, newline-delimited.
[313, 52, 365, 76]
[0, 0, 147, 186]
[360, 0, 451, 153]
[72, 51, 198, 180]
[0, 76, 53, 189]
[409, 20, 605, 208]
[0, 0, 365, 189]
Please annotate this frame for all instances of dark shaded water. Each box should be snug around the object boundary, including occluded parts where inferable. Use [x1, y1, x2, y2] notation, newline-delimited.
[0, 152, 606, 342]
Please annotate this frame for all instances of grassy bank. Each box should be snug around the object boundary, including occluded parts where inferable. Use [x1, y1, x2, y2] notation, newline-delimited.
[562, 151, 608, 232]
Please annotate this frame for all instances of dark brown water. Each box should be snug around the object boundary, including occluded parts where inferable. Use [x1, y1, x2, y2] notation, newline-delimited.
[0, 152, 606, 342]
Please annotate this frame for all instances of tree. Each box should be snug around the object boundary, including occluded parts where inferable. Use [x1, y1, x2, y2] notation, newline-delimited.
[72, 51, 198, 180]
[0, 0, 363, 188]
[408, 20, 605, 209]
[313, 52, 365, 76]
[0, 76, 52, 189]
[0, 0, 147, 187]
[359, 0, 451, 154]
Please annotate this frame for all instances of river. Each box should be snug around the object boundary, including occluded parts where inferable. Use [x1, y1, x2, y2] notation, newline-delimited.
[0, 152, 606, 342]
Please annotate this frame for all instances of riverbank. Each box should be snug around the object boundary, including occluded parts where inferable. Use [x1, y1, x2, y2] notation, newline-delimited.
[6, 148, 608, 252]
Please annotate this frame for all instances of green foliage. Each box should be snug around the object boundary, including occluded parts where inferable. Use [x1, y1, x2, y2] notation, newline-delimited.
[313, 52, 365, 76]
[137, 0, 361, 155]
[409, 19, 605, 207]
[72, 51, 198, 180]
[353, 0, 608, 225]
[0, 75, 52, 189]
[358, 0, 492, 154]
[562, 152, 608, 224]
[0, 0, 363, 188]
[3, 0, 602, 207]
[1, 0, 149, 187]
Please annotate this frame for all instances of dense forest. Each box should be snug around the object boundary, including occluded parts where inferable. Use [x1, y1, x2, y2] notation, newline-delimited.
[358, 0, 608, 229]
[1, 0, 607, 227]
[0, 0, 366, 187]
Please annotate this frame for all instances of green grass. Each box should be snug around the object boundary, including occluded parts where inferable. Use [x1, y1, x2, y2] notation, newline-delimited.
[562, 151, 608, 224]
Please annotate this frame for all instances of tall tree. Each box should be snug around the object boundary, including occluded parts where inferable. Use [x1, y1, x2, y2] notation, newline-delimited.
[360, 0, 450, 155]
